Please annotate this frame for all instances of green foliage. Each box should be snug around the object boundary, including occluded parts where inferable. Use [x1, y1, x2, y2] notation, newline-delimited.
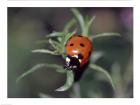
[71, 8, 96, 35]
[89, 64, 115, 90]
[55, 70, 74, 91]
[16, 8, 120, 92]
[16, 63, 64, 83]
[90, 32, 121, 40]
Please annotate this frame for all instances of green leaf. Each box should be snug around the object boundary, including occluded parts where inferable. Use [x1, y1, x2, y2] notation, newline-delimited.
[82, 17, 89, 36]
[55, 70, 74, 91]
[71, 8, 85, 35]
[59, 29, 77, 55]
[46, 32, 64, 38]
[48, 39, 58, 49]
[64, 19, 76, 33]
[64, 29, 77, 45]
[88, 15, 96, 28]
[89, 64, 115, 91]
[16, 63, 62, 83]
[49, 39, 61, 49]
[83, 16, 96, 36]
[90, 32, 121, 40]
[71, 8, 95, 36]
[32, 49, 59, 55]
[56, 68, 66, 74]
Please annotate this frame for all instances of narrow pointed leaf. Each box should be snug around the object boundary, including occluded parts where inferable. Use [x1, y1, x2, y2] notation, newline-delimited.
[32, 49, 59, 55]
[88, 16, 96, 28]
[48, 39, 58, 49]
[90, 32, 121, 40]
[71, 8, 85, 35]
[89, 64, 115, 90]
[83, 16, 96, 36]
[56, 68, 66, 73]
[46, 32, 64, 38]
[55, 70, 74, 91]
[83, 16, 90, 36]
[16, 63, 62, 83]
[49, 39, 61, 49]
[64, 19, 76, 33]
[64, 29, 77, 45]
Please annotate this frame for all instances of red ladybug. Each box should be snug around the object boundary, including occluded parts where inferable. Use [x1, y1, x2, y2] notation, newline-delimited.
[64, 35, 93, 71]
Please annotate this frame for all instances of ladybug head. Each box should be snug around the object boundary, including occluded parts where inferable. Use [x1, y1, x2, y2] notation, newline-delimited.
[64, 55, 81, 71]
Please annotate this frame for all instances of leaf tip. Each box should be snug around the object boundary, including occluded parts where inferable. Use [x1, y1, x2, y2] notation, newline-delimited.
[55, 87, 65, 92]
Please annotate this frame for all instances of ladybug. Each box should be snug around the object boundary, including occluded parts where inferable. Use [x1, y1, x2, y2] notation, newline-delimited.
[64, 35, 93, 71]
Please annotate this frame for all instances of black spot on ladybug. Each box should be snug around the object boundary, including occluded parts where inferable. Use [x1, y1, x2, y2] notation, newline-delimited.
[80, 43, 85, 47]
[78, 54, 83, 59]
[70, 43, 74, 46]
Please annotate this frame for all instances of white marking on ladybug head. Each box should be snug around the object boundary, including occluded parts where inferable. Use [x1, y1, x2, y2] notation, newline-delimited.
[73, 55, 78, 58]
[79, 59, 82, 63]
[66, 57, 70, 62]
[72, 50, 78, 53]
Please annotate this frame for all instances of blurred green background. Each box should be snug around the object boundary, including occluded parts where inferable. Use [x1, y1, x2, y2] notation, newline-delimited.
[8, 7, 133, 98]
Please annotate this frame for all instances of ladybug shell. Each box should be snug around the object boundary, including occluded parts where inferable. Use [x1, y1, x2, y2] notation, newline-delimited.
[66, 35, 93, 67]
